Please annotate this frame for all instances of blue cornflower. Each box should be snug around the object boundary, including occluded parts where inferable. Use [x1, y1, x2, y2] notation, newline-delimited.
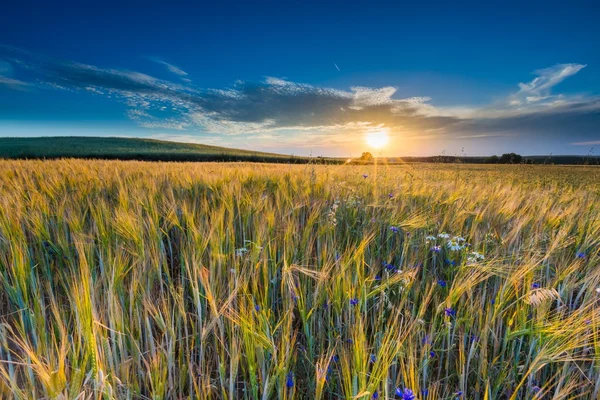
[532, 283, 540, 289]
[286, 372, 294, 388]
[254, 304, 260, 312]
[332, 354, 339, 362]
[532, 385, 541, 393]
[421, 388, 429, 397]
[363, 174, 369, 179]
[370, 354, 376, 363]
[431, 245, 441, 253]
[437, 279, 447, 287]
[429, 350, 435, 358]
[402, 389, 416, 400]
[384, 262, 396, 271]
[388, 193, 394, 199]
[444, 307, 456, 317]
[350, 298, 359, 306]
[390, 226, 400, 233]
[335, 252, 341, 261]
[456, 390, 463, 397]
[372, 391, 379, 399]
[395, 387, 404, 397]
[422, 334, 431, 345]
[576, 252, 586, 259]
[374, 275, 381, 281]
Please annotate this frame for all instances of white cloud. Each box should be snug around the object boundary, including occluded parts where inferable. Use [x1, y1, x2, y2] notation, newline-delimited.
[0, 75, 30, 90]
[571, 140, 600, 146]
[148, 57, 189, 77]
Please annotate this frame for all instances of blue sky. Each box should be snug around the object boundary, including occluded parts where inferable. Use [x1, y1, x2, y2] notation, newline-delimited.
[1, 0, 599, 156]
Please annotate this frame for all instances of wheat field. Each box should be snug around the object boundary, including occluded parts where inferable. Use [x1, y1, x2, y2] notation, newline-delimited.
[0, 160, 599, 399]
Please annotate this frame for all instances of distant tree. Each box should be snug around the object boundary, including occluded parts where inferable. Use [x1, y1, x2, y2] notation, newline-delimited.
[499, 153, 523, 164]
[485, 155, 499, 164]
[359, 152, 374, 162]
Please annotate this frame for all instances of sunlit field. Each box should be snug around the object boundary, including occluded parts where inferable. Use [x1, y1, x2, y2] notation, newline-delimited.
[1, 160, 599, 399]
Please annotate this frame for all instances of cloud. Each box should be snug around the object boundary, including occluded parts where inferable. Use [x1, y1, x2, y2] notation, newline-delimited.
[571, 140, 600, 146]
[1, 45, 598, 148]
[0, 58, 30, 90]
[147, 57, 189, 77]
[507, 63, 586, 107]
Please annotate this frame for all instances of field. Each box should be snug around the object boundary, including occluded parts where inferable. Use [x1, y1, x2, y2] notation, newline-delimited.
[0, 160, 599, 399]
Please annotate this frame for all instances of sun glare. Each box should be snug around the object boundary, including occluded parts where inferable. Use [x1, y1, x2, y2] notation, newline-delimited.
[365, 130, 390, 149]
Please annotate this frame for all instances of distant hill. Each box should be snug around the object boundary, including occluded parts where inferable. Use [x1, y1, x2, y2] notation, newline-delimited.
[0, 137, 597, 165]
[0, 136, 337, 164]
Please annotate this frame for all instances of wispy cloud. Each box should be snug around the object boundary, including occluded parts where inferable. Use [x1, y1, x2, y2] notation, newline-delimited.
[1, 45, 598, 149]
[0, 58, 31, 90]
[147, 56, 189, 77]
[0, 75, 31, 90]
[571, 140, 600, 146]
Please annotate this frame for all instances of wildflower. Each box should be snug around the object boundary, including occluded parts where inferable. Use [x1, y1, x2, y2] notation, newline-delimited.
[437, 279, 447, 287]
[585, 319, 591, 325]
[422, 334, 431, 345]
[390, 226, 400, 233]
[456, 391, 463, 397]
[531, 283, 540, 289]
[446, 239, 464, 251]
[236, 248, 248, 256]
[286, 372, 294, 388]
[254, 304, 260, 312]
[372, 391, 379, 399]
[384, 262, 396, 271]
[467, 251, 485, 263]
[596, 287, 600, 294]
[421, 388, 429, 397]
[576, 252, 586, 259]
[395, 387, 404, 397]
[532, 385, 541, 393]
[402, 389, 416, 400]
[374, 275, 381, 281]
[444, 307, 456, 317]
[438, 232, 450, 239]
[425, 235, 436, 242]
[363, 174, 369, 179]
[388, 193, 394, 199]
[350, 298, 359, 306]
[431, 245, 441, 253]
[429, 350, 435, 357]
[370, 354, 376, 363]
[332, 354, 339, 362]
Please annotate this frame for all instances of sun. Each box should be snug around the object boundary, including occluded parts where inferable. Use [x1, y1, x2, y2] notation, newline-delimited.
[365, 130, 390, 149]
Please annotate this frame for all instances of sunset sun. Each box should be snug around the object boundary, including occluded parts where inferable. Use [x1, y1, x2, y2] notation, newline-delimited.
[365, 130, 390, 149]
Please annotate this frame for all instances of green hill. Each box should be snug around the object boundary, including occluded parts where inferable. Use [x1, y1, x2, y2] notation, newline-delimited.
[0, 136, 335, 163]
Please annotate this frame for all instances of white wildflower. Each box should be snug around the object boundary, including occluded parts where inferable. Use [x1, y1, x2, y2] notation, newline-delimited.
[438, 232, 450, 239]
[446, 239, 465, 251]
[425, 235, 436, 242]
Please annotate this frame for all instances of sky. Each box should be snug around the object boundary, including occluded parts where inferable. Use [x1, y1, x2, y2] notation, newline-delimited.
[1, 0, 599, 157]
